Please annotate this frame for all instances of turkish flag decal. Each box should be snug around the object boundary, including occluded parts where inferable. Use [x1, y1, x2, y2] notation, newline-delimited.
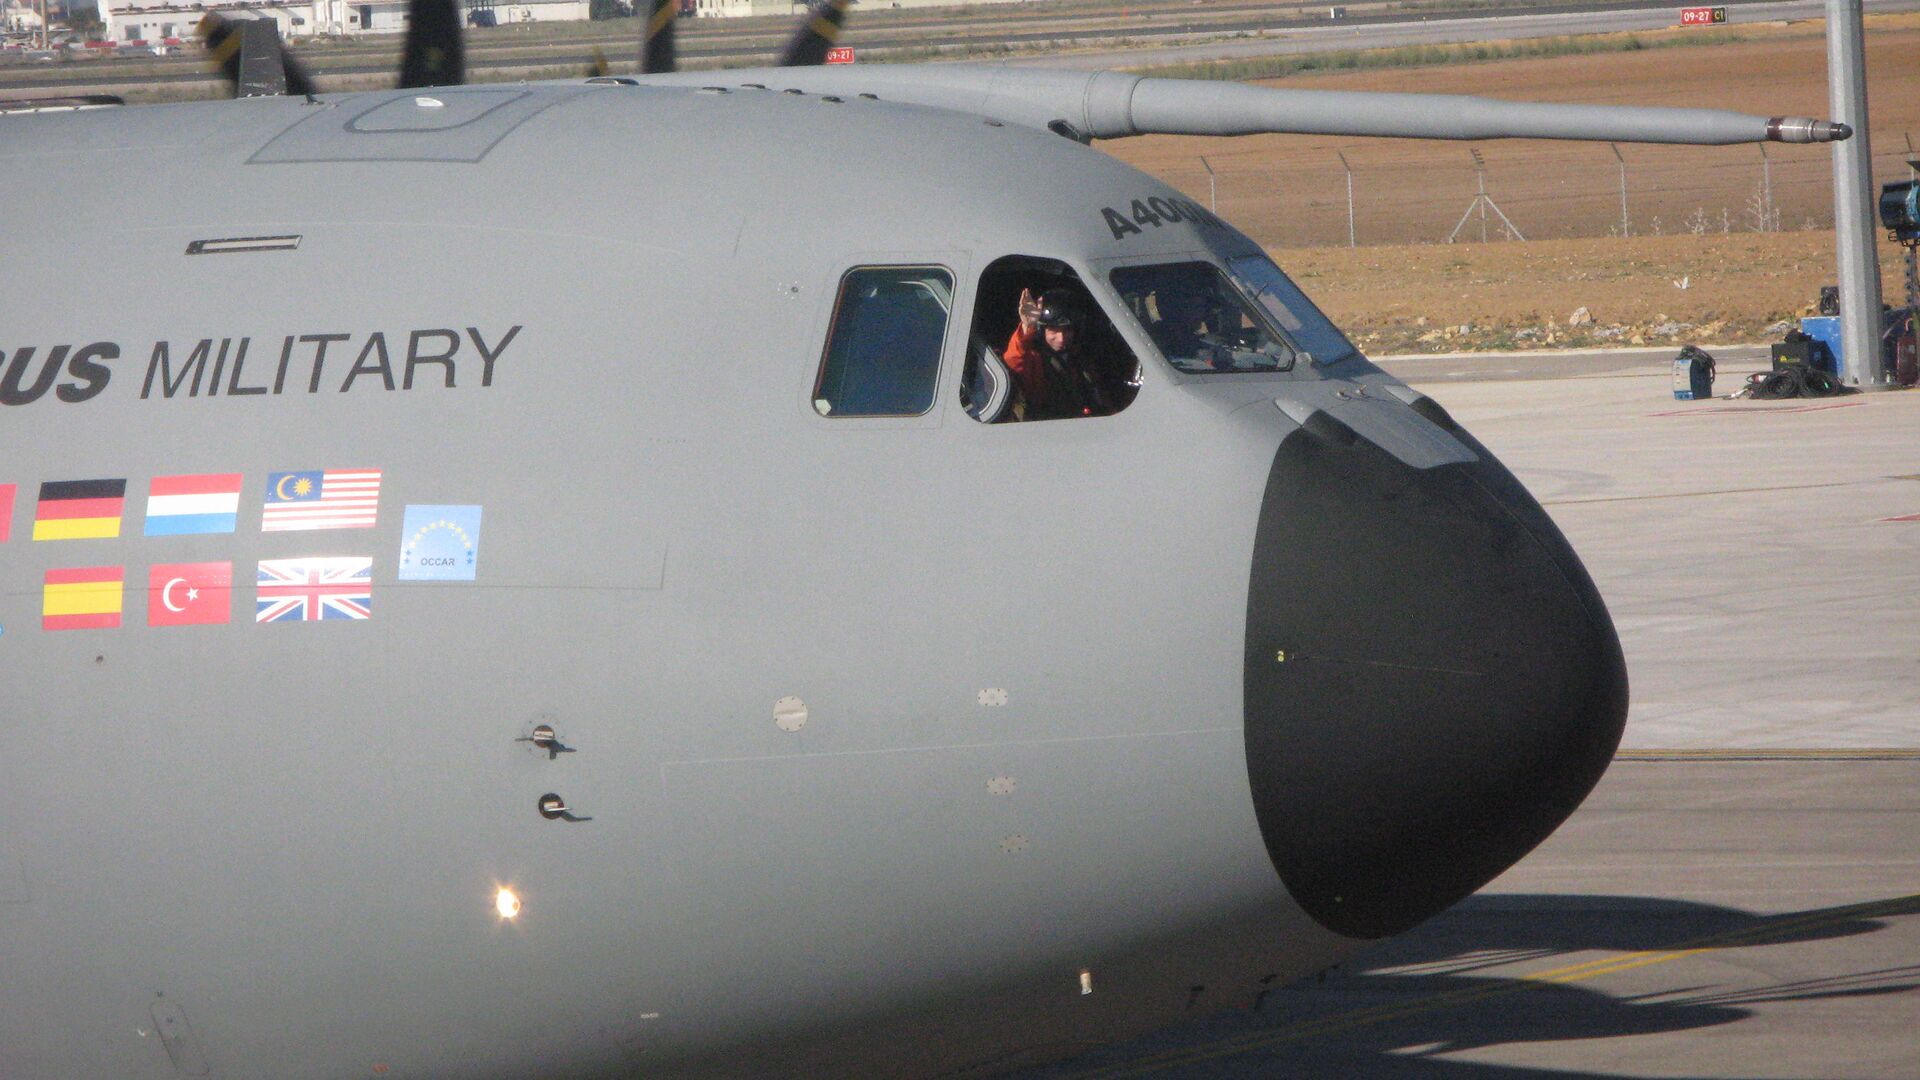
[148, 562, 233, 627]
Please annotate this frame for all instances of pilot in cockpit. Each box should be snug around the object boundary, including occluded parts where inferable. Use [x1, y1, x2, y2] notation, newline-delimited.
[1144, 284, 1233, 371]
[1004, 287, 1126, 420]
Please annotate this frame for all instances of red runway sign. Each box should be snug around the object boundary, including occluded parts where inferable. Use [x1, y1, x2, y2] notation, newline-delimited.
[1679, 6, 1727, 24]
[825, 46, 855, 64]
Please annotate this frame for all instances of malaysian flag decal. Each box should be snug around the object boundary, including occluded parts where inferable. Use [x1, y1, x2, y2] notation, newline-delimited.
[255, 557, 373, 622]
[262, 469, 381, 532]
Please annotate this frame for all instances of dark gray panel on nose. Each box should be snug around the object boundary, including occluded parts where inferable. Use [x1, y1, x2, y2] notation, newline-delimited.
[1245, 406, 1627, 940]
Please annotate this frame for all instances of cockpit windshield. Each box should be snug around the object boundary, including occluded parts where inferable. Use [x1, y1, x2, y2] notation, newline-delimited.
[1224, 254, 1358, 367]
[1110, 261, 1296, 374]
[1108, 257, 1358, 374]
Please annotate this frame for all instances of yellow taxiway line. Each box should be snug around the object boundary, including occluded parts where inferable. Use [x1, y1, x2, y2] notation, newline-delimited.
[1615, 748, 1920, 761]
[1065, 892, 1920, 1079]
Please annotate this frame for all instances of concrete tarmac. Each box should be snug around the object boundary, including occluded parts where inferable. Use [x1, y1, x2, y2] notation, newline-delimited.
[1415, 352, 1920, 750]
[1020, 354, 1920, 1079]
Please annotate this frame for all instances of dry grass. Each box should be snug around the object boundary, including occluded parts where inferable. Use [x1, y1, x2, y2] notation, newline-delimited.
[1099, 15, 1920, 348]
[1280, 230, 1909, 352]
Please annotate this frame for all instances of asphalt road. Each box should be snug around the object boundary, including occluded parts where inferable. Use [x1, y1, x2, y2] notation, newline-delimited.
[9, 0, 1920, 97]
[1020, 758, 1920, 1079]
[1377, 345, 1772, 383]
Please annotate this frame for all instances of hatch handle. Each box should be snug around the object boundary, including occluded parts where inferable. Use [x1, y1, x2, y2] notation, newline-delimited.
[516, 724, 576, 760]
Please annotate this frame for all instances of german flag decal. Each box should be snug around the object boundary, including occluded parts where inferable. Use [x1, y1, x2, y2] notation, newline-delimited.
[33, 479, 126, 541]
[43, 566, 124, 631]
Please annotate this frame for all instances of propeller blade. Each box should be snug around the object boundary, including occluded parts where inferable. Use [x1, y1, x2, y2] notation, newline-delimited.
[282, 35, 317, 96]
[778, 0, 851, 67]
[587, 46, 612, 78]
[199, 14, 314, 98]
[639, 0, 676, 74]
[399, 0, 466, 89]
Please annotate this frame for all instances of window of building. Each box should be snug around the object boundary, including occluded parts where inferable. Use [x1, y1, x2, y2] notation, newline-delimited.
[963, 255, 1140, 423]
[812, 266, 953, 418]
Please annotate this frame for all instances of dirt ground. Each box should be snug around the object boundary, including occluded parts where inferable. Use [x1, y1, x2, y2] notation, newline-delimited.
[1272, 230, 1910, 352]
[1106, 16, 1920, 247]
[1101, 17, 1920, 349]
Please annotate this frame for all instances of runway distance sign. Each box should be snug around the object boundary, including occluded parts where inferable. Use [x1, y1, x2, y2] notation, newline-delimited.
[1679, 6, 1727, 24]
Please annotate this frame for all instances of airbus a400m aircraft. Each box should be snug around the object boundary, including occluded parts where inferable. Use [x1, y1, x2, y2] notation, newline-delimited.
[0, 5, 1847, 1077]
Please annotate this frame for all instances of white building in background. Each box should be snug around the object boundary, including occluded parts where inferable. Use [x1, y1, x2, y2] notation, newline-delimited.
[2, 0, 47, 35]
[690, 0, 1025, 16]
[465, 0, 586, 25]
[99, 0, 584, 41]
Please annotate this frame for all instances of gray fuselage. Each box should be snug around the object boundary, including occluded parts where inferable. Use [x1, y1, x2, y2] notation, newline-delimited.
[0, 84, 1625, 1079]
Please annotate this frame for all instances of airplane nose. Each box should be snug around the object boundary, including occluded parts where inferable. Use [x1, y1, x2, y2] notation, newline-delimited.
[1244, 402, 1627, 940]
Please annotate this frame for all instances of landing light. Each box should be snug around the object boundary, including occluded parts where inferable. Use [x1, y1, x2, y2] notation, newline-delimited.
[495, 887, 522, 920]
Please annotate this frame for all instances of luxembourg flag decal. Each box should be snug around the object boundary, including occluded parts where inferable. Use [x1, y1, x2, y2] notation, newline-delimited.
[144, 474, 243, 536]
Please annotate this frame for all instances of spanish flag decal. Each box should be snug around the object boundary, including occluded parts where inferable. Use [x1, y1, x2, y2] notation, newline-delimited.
[43, 566, 124, 631]
[33, 479, 126, 541]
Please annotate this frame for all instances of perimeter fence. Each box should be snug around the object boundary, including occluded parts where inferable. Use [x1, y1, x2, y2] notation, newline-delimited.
[1138, 138, 1920, 249]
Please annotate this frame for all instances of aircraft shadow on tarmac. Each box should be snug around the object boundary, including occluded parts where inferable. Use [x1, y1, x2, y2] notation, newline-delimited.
[1017, 892, 1920, 1080]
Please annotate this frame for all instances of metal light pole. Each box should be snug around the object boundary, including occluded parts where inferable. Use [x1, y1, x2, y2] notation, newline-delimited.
[1476, 148, 1487, 242]
[1337, 150, 1355, 248]
[1759, 143, 1775, 230]
[1611, 143, 1628, 236]
[1826, 0, 1885, 386]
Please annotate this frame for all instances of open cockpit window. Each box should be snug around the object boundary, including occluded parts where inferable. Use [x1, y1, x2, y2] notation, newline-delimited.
[1110, 260, 1305, 374]
[813, 266, 953, 417]
[962, 255, 1140, 423]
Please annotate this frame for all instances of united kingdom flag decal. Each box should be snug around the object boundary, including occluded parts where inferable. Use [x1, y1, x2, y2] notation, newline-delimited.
[255, 557, 373, 623]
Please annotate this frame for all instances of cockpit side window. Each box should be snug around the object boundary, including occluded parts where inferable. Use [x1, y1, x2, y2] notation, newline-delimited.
[1110, 261, 1304, 374]
[962, 255, 1140, 424]
[813, 266, 953, 417]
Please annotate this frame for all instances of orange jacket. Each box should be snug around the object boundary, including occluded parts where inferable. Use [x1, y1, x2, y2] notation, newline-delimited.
[1002, 326, 1056, 413]
[1004, 327, 1119, 420]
